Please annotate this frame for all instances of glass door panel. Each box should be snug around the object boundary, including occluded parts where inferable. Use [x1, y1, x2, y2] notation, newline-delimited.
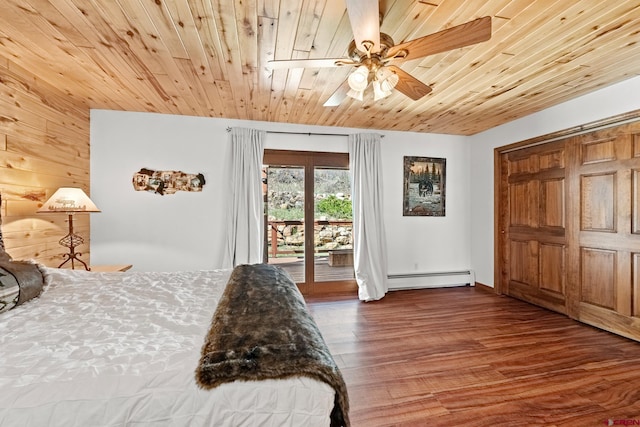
[265, 166, 305, 283]
[263, 149, 356, 295]
[313, 168, 355, 283]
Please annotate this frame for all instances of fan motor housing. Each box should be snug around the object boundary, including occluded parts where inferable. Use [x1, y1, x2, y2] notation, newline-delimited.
[348, 33, 395, 61]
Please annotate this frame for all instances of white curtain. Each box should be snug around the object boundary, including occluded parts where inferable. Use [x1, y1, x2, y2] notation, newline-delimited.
[222, 127, 265, 268]
[348, 133, 389, 301]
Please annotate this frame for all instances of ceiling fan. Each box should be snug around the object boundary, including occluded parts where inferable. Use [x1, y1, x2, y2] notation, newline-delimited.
[267, 0, 492, 106]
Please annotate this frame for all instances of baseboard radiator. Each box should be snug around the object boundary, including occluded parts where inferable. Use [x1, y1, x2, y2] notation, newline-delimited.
[387, 270, 474, 290]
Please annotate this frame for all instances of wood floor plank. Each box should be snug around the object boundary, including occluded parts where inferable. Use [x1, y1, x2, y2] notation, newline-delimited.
[306, 286, 640, 426]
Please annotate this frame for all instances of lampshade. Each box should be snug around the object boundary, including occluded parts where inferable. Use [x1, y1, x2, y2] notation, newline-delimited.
[376, 68, 399, 91]
[347, 65, 400, 101]
[373, 80, 390, 101]
[380, 72, 399, 92]
[346, 88, 364, 101]
[37, 188, 101, 213]
[347, 65, 369, 92]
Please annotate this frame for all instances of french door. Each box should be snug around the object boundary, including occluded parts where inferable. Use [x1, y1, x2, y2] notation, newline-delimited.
[263, 149, 357, 295]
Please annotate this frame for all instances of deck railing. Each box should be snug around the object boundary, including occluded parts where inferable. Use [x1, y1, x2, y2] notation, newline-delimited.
[267, 219, 352, 258]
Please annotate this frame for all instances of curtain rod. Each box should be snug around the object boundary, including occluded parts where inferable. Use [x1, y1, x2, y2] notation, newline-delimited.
[225, 127, 383, 138]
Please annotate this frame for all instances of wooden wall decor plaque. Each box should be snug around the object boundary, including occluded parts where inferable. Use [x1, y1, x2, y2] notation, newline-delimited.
[132, 168, 206, 195]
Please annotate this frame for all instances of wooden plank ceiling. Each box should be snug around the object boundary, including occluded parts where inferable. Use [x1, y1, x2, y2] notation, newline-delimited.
[1, 0, 639, 135]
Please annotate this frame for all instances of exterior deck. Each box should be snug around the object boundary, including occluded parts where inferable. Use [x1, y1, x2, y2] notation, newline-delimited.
[269, 256, 355, 283]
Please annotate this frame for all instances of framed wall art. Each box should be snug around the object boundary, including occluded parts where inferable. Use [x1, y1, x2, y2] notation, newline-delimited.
[403, 156, 446, 216]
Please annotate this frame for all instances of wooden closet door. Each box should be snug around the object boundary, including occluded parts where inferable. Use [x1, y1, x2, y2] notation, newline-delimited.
[500, 140, 568, 314]
[568, 123, 640, 339]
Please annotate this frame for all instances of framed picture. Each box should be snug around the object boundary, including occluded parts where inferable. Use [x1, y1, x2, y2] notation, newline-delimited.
[403, 156, 446, 216]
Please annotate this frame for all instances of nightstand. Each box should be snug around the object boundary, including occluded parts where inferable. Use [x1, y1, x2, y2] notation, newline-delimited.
[89, 264, 133, 272]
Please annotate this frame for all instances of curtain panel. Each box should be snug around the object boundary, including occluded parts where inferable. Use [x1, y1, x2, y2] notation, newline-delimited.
[348, 133, 389, 301]
[223, 127, 265, 268]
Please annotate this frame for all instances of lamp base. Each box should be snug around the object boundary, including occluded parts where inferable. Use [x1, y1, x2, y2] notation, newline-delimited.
[58, 250, 90, 271]
[57, 214, 90, 271]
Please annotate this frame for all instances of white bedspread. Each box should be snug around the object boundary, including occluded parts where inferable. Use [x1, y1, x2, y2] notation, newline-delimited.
[0, 268, 334, 426]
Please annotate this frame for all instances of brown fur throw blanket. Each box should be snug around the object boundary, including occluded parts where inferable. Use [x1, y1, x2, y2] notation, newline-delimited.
[195, 264, 350, 427]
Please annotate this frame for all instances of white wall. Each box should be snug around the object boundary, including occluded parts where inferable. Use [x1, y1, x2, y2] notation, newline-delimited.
[90, 111, 229, 271]
[381, 133, 470, 276]
[90, 110, 470, 274]
[91, 75, 640, 278]
[469, 75, 640, 287]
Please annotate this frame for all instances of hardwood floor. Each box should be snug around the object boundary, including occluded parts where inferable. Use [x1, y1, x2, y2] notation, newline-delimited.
[305, 286, 640, 426]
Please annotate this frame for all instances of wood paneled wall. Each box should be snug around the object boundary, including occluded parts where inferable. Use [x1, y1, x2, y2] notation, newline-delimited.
[0, 56, 91, 266]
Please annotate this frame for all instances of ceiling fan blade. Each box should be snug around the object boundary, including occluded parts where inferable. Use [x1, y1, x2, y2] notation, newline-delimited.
[345, 0, 381, 53]
[323, 78, 352, 107]
[387, 65, 432, 100]
[267, 58, 350, 70]
[386, 16, 491, 62]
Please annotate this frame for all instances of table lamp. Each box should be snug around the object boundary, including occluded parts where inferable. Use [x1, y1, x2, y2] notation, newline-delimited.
[37, 187, 100, 270]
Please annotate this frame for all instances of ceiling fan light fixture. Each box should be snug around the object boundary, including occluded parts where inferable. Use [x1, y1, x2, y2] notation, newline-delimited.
[383, 72, 399, 91]
[348, 65, 369, 91]
[346, 88, 365, 101]
[376, 68, 399, 92]
[373, 80, 392, 101]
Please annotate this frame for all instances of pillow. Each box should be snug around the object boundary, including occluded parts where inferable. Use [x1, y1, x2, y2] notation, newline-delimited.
[0, 260, 45, 314]
[0, 193, 4, 250]
[0, 193, 9, 261]
[0, 266, 19, 313]
[0, 232, 3, 257]
[0, 194, 46, 313]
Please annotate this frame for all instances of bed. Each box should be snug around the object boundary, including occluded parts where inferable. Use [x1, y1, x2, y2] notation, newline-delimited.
[0, 253, 348, 425]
